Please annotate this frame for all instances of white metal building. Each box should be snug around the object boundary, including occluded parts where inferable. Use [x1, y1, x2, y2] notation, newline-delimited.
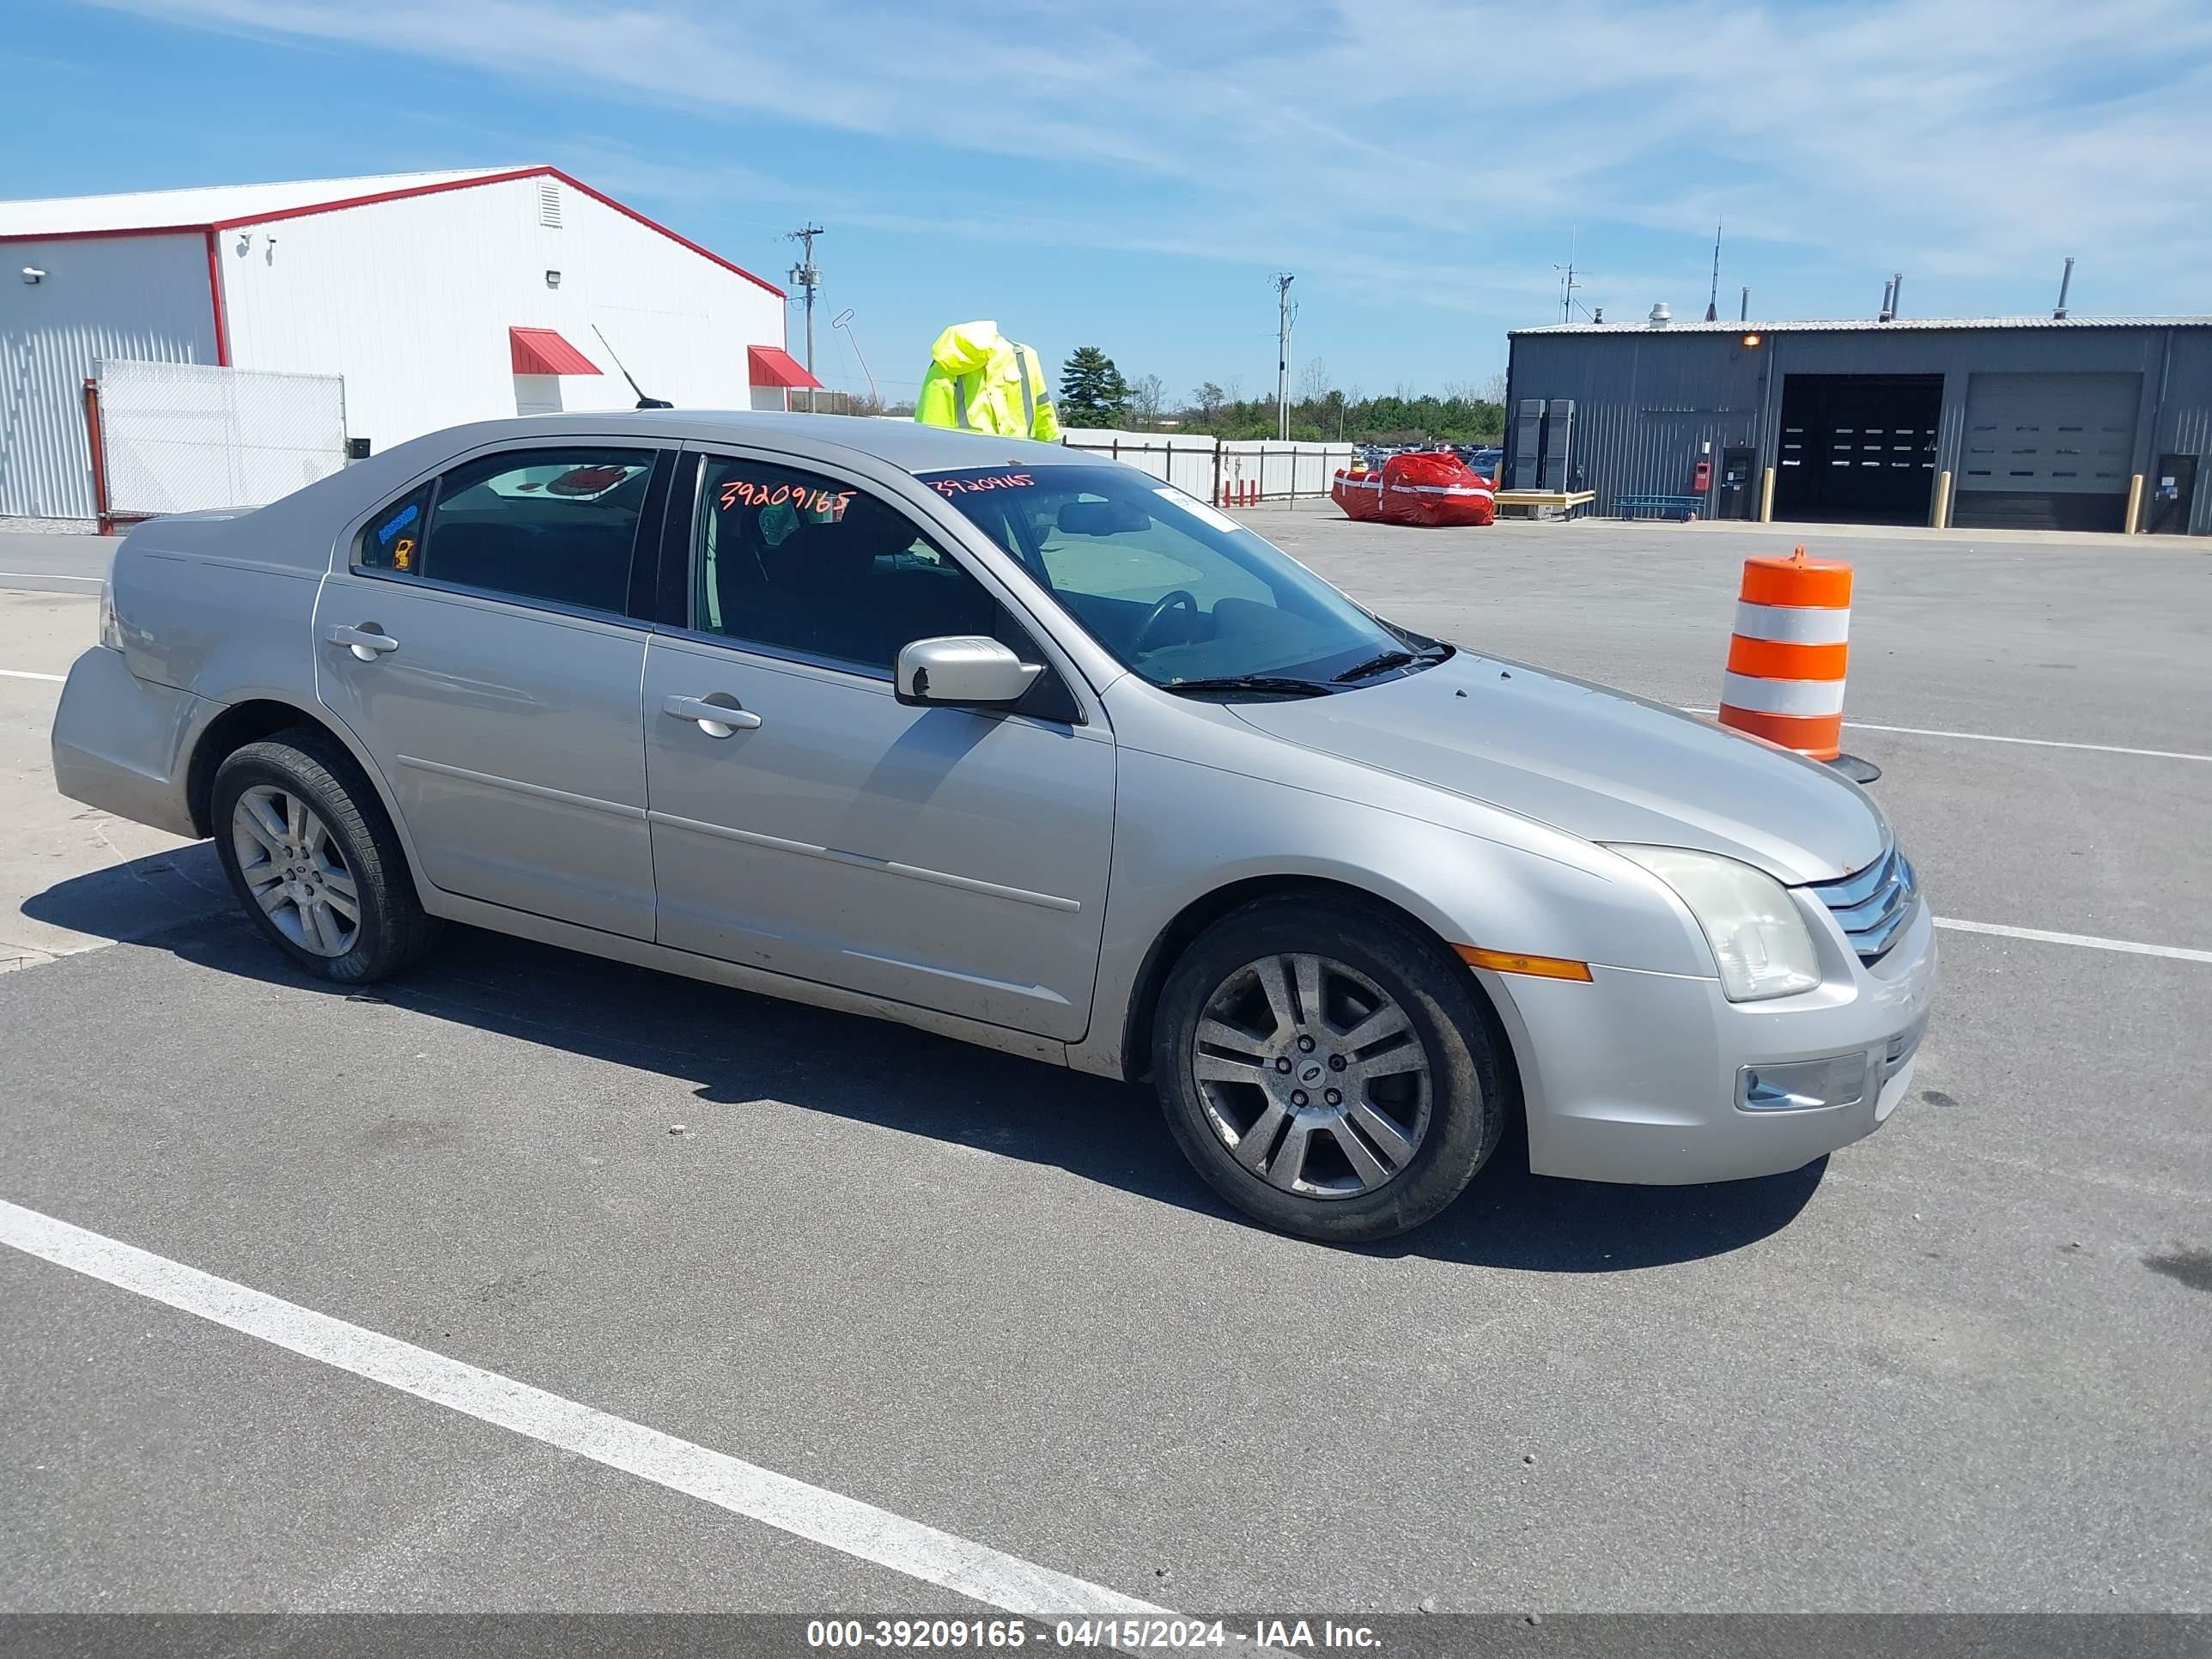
[0, 165, 815, 524]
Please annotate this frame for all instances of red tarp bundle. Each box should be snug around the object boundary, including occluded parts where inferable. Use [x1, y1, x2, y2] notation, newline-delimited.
[1331, 453, 1497, 527]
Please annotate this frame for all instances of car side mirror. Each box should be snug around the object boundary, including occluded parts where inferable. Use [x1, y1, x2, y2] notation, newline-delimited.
[894, 636, 1044, 709]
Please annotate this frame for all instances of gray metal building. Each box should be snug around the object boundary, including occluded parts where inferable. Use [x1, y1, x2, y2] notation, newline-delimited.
[1504, 315, 2212, 536]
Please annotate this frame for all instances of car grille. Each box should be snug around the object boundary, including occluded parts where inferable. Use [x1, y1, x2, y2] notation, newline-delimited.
[1808, 842, 1919, 964]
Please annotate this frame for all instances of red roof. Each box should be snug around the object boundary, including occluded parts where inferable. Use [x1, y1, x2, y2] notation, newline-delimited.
[748, 344, 821, 390]
[510, 326, 601, 376]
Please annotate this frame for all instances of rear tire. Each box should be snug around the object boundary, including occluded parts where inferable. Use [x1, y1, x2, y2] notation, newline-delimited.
[1152, 893, 1505, 1243]
[210, 727, 440, 983]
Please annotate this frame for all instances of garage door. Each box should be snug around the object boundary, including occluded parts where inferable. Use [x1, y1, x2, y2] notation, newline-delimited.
[1955, 372, 2140, 532]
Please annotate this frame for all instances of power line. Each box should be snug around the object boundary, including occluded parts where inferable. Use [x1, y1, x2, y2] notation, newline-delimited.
[786, 223, 823, 413]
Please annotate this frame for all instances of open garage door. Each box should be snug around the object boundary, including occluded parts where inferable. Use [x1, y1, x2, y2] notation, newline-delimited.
[1954, 372, 2140, 532]
[1773, 374, 1942, 526]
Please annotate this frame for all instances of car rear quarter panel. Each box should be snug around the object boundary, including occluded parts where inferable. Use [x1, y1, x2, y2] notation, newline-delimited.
[97, 495, 439, 878]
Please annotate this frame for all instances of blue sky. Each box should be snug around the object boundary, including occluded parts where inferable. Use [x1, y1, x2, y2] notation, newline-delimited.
[8, 0, 2209, 406]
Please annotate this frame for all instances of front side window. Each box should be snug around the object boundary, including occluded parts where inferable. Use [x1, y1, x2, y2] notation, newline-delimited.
[360, 448, 654, 613]
[918, 465, 1437, 690]
[691, 456, 1022, 676]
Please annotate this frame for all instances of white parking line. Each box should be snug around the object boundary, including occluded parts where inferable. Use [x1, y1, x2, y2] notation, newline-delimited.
[1934, 917, 2212, 964]
[1840, 720, 2212, 763]
[0, 571, 101, 585]
[1, 668, 66, 683]
[0, 1197, 1176, 1624]
[1676, 707, 2212, 763]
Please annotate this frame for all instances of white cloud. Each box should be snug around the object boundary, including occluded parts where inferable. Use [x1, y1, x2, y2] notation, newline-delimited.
[88, 0, 2212, 313]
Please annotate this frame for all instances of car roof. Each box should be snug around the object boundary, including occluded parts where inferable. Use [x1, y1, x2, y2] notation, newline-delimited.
[395, 410, 1084, 475]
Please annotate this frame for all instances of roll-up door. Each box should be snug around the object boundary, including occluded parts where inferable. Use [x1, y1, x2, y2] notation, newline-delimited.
[1954, 372, 2139, 532]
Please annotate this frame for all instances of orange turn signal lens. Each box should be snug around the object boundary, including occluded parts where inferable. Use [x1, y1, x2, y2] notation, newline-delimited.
[1454, 944, 1594, 981]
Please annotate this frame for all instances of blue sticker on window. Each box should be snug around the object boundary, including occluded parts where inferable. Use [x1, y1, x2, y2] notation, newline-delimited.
[377, 501, 420, 544]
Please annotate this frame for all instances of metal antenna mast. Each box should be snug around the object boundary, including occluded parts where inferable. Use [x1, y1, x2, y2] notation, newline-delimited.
[1273, 273, 1297, 441]
[787, 223, 823, 413]
[1705, 222, 1723, 321]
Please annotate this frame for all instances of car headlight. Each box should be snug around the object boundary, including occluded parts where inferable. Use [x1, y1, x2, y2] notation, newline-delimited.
[1608, 845, 1822, 1002]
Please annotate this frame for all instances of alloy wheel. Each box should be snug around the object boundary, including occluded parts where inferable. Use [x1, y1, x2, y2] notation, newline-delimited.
[231, 784, 361, 957]
[1190, 952, 1433, 1198]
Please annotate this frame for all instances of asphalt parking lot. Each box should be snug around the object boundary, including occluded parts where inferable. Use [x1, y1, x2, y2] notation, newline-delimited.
[2, 514, 2208, 1620]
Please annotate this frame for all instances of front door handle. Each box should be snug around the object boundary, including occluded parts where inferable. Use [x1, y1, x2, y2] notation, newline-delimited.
[663, 694, 763, 738]
[325, 623, 399, 661]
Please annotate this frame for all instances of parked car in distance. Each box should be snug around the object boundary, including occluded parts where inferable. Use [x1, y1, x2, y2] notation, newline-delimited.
[1456, 446, 1504, 481]
[53, 412, 1936, 1243]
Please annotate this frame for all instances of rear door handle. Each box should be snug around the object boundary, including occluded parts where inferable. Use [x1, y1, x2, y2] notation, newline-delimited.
[663, 694, 763, 738]
[325, 623, 399, 660]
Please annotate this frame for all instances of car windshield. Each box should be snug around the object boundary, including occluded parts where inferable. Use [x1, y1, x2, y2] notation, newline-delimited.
[917, 465, 1439, 690]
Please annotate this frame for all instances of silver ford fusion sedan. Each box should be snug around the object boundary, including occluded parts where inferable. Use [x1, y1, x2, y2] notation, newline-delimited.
[52, 412, 1935, 1242]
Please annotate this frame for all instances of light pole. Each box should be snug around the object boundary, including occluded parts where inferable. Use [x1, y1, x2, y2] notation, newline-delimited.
[830, 307, 878, 410]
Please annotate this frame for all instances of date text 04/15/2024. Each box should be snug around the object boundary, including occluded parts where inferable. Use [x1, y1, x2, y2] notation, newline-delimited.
[804, 1619, 1381, 1650]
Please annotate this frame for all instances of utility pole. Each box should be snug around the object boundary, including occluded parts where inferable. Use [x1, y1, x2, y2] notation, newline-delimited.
[787, 223, 823, 412]
[1705, 222, 1723, 322]
[1553, 226, 1582, 324]
[1272, 272, 1297, 441]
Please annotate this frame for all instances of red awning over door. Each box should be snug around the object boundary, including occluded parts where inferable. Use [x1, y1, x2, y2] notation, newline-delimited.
[510, 326, 601, 375]
[748, 344, 821, 390]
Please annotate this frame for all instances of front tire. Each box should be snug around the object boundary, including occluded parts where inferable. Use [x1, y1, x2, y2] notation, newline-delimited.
[1152, 894, 1506, 1243]
[211, 728, 439, 983]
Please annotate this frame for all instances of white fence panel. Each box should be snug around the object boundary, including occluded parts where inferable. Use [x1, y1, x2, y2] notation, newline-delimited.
[1056, 429, 1220, 497]
[96, 359, 347, 518]
[1218, 439, 1356, 501]
[1061, 431, 1354, 501]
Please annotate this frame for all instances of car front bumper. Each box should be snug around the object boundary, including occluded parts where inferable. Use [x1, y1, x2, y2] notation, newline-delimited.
[1492, 894, 1939, 1185]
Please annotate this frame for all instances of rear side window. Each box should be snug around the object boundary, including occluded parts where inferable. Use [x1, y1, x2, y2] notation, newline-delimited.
[358, 485, 429, 574]
[356, 448, 656, 614]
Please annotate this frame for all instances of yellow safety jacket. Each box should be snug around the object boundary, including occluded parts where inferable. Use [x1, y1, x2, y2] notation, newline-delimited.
[915, 320, 1060, 441]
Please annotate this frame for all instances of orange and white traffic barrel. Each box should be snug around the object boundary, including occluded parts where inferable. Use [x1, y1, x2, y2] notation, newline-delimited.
[1717, 545, 1851, 761]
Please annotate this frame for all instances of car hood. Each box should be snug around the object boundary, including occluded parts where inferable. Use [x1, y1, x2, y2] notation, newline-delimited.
[1228, 650, 1887, 884]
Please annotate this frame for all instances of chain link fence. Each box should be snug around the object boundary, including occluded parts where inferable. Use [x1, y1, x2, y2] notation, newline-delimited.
[94, 359, 348, 520]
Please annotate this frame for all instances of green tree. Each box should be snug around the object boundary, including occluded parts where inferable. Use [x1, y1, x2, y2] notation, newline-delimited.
[1059, 347, 1130, 428]
[1170, 377, 1504, 446]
